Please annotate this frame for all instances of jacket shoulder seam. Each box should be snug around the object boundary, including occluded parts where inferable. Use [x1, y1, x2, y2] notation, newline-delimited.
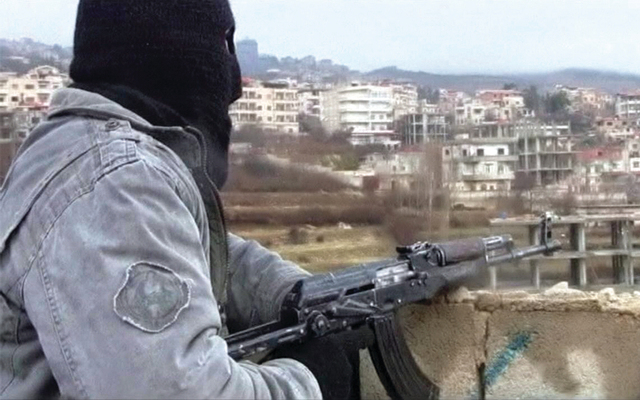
[10, 156, 143, 300]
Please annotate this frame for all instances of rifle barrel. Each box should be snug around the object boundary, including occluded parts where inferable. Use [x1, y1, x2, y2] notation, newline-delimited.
[487, 240, 562, 266]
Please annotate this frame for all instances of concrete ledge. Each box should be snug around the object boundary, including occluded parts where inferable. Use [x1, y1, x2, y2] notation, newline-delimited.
[362, 284, 640, 399]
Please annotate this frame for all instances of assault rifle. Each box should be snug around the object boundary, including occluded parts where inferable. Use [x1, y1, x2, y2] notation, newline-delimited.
[226, 213, 561, 400]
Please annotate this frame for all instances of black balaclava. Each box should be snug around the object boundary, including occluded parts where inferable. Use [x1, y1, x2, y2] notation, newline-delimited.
[69, 0, 242, 188]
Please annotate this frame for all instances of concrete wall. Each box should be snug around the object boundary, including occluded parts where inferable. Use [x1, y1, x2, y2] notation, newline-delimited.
[361, 284, 640, 399]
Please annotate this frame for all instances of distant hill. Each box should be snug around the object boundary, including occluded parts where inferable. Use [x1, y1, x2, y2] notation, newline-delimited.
[4, 36, 640, 94]
[0, 38, 72, 73]
[365, 66, 640, 94]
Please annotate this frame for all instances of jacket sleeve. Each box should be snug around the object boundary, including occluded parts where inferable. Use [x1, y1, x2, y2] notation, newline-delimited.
[226, 233, 311, 331]
[22, 159, 321, 399]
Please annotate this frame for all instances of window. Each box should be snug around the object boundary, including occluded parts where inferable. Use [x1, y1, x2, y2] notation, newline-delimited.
[444, 149, 450, 156]
[484, 165, 491, 173]
[477, 149, 485, 156]
[498, 148, 505, 155]
[462, 149, 468, 157]
[498, 165, 505, 174]
[25, 84, 35, 90]
[634, 161, 640, 169]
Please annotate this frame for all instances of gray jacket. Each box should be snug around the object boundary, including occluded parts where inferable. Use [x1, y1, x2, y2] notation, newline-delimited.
[0, 89, 321, 399]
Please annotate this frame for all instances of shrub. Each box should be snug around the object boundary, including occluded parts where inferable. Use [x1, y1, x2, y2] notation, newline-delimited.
[225, 158, 350, 193]
[449, 211, 490, 229]
[225, 205, 386, 226]
[385, 213, 427, 245]
[288, 227, 310, 245]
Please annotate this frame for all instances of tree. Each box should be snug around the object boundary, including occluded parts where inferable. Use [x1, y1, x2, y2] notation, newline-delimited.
[298, 114, 328, 141]
[503, 83, 518, 90]
[523, 85, 541, 114]
[512, 172, 537, 214]
[545, 92, 571, 115]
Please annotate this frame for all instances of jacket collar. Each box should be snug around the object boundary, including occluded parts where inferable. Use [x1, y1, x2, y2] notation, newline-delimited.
[47, 88, 206, 171]
[49, 88, 154, 127]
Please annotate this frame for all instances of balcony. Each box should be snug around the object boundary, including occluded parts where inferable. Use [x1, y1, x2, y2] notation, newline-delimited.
[461, 173, 515, 181]
[459, 155, 518, 162]
[455, 137, 518, 144]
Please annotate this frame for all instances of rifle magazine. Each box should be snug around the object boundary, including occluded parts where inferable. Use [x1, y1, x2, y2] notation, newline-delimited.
[368, 313, 440, 400]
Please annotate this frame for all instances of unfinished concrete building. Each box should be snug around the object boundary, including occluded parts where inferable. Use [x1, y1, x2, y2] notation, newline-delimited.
[516, 121, 575, 186]
[403, 112, 449, 144]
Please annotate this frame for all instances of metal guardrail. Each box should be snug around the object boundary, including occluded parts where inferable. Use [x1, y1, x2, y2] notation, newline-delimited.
[490, 215, 636, 289]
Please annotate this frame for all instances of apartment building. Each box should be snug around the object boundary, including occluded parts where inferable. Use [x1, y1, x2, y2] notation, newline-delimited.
[556, 85, 613, 112]
[340, 83, 396, 145]
[316, 83, 399, 145]
[616, 92, 640, 122]
[443, 122, 518, 192]
[516, 122, 575, 186]
[0, 66, 68, 111]
[391, 83, 419, 120]
[595, 117, 638, 139]
[360, 146, 442, 191]
[229, 80, 300, 134]
[320, 89, 340, 134]
[477, 89, 524, 107]
[438, 89, 469, 114]
[455, 99, 487, 125]
[575, 146, 625, 192]
[298, 88, 324, 118]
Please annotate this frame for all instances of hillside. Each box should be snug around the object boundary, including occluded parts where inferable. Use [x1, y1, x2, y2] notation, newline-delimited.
[3, 36, 640, 94]
[366, 66, 640, 93]
[0, 38, 72, 73]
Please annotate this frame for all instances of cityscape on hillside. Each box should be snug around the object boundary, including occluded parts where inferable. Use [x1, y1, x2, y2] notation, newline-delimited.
[3, 37, 640, 210]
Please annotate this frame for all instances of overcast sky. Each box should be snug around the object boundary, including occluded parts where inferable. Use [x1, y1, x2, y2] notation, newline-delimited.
[1, 0, 639, 75]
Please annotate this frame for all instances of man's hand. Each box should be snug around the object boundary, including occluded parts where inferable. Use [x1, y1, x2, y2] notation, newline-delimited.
[268, 328, 374, 400]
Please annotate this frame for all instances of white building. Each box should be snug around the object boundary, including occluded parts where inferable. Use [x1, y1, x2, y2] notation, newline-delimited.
[322, 83, 397, 146]
[443, 123, 518, 192]
[0, 66, 68, 111]
[229, 80, 300, 134]
[298, 88, 324, 118]
[556, 85, 613, 112]
[361, 150, 430, 191]
[391, 83, 419, 120]
[616, 92, 640, 122]
[455, 99, 487, 126]
[320, 89, 341, 134]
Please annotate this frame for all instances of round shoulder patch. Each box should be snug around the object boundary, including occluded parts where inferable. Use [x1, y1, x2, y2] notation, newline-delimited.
[114, 263, 191, 333]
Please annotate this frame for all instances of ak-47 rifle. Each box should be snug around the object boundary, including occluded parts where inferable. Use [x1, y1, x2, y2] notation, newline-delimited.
[226, 213, 561, 400]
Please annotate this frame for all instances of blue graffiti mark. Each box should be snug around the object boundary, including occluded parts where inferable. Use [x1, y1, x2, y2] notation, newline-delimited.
[484, 331, 534, 389]
[468, 331, 534, 399]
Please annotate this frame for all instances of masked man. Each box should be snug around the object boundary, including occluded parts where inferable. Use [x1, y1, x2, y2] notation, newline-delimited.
[0, 0, 359, 398]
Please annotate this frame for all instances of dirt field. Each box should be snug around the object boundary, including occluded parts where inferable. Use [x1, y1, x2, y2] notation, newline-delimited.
[230, 223, 396, 273]
[224, 192, 634, 285]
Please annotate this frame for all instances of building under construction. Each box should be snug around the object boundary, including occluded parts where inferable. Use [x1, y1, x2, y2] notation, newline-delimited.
[515, 121, 575, 186]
